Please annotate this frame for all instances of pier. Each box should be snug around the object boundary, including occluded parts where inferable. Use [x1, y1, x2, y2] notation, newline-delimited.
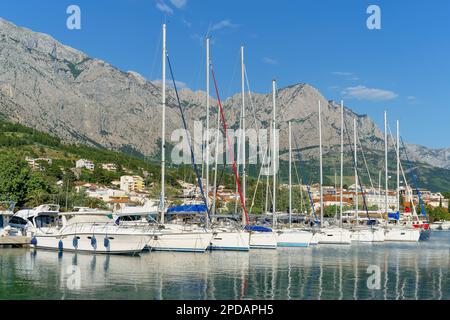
[0, 236, 30, 248]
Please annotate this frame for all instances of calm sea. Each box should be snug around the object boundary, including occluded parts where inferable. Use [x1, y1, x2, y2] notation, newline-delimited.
[1, 231, 449, 300]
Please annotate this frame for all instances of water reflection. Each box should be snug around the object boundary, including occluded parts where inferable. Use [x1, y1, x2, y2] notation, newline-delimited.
[0, 232, 449, 300]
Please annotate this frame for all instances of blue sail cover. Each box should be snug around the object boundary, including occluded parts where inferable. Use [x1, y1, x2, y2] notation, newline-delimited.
[167, 205, 207, 214]
[388, 212, 400, 220]
[245, 225, 272, 232]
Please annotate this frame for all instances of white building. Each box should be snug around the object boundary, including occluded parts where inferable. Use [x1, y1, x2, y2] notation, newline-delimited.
[120, 175, 145, 193]
[26, 157, 52, 171]
[365, 191, 397, 211]
[76, 159, 95, 171]
[102, 163, 117, 172]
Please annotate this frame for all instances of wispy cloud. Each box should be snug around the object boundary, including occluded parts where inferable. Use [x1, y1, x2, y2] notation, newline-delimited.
[407, 96, 418, 104]
[262, 57, 278, 65]
[182, 18, 192, 28]
[332, 71, 354, 76]
[332, 71, 359, 81]
[170, 0, 187, 9]
[155, 0, 173, 15]
[211, 19, 239, 31]
[342, 85, 398, 101]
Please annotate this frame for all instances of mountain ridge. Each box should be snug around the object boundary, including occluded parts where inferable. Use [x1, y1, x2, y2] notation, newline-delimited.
[1, 17, 449, 172]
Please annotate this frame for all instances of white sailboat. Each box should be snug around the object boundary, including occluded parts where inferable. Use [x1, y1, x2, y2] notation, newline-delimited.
[149, 24, 213, 252]
[271, 81, 313, 247]
[235, 46, 276, 250]
[349, 118, 385, 242]
[312, 100, 351, 245]
[206, 40, 249, 251]
[382, 111, 420, 242]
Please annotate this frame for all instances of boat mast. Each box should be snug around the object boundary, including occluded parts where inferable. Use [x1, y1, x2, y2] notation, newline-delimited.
[205, 37, 210, 228]
[396, 120, 400, 213]
[340, 101, 344, 228]
[212, 101, 220, 216]
[265, 133, 270, 214]
[289, 121, 292, 228]
[241, 45, 246, 226]
[384, 110, 388, 225]
[272, 80, 277, 228]
[319, 100, 324, 228]
[160, 23, 166, 224]
[378, 170, 381, 212]
[354, 118, 358, 224]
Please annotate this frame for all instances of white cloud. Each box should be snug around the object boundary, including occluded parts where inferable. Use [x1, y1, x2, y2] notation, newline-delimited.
[170, 0, 187, 9]
[262, 57, 278, 65]
[211, 19, 239, 31]
[407, 96, 416, 100]
[342, 85, 398, 101]
[332, 71, 354, 76]
[156, 1, 173, 15]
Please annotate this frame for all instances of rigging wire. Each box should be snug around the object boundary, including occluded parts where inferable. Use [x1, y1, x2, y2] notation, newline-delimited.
[342, 118, 372, 224]
[292, 133, 319, 222]
[210, 61, 249, 225]
[166, 53, 211, 222]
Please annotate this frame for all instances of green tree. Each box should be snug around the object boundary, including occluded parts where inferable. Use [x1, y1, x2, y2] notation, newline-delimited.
[0, 153, 53, 207]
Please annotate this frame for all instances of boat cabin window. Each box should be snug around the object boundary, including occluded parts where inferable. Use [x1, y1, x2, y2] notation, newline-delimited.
[8, 216, 28, 227]
[119, 215, 143, 221]
[34, 215, 58, 228]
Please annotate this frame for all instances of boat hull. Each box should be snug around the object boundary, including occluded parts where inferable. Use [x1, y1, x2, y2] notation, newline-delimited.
[312, 228, 351, 245]
[276, 229, 313, 247]
[209, 230, 250, 251]
[249, 232, 277, 249]
[147, 231, 212, 252]
[384, 228, 420, 242]
[350, 228, 385, 242]
[32, 232, 147, 254]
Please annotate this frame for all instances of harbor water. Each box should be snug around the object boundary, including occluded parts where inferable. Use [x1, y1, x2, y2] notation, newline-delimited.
[1, 231, 449, 300]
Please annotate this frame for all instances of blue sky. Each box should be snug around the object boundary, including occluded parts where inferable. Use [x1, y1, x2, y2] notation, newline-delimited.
[1, 0, 449, 148]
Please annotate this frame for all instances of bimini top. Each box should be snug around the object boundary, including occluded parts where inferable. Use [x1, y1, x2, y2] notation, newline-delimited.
[14, 204, 60, 220]
[167, 204, 207, 214]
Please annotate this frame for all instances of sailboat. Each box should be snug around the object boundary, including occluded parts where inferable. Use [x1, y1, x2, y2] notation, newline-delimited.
[207, 40, 250, 251]
[235, 46, 277, 249]
[382, 111, 420, 242]
[147, 24, 213, 252]
[270, 80, 313, 247]
[349, 118, 385, 242]
[311, 100, 351, 245]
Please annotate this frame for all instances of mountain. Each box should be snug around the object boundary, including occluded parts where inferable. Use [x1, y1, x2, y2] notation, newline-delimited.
[1, 17, 449, 181]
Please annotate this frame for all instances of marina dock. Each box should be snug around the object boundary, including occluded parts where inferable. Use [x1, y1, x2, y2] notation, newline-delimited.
[0, 236, 30, 248]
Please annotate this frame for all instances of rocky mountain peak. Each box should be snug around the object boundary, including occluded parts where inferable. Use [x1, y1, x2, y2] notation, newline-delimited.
[0, 17, 448, 170]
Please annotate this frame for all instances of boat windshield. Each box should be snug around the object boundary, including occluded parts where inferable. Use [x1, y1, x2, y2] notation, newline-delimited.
[65, 214, 113, 225]
[35, 215, 59, 228]
[118, 215, 147, 222]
